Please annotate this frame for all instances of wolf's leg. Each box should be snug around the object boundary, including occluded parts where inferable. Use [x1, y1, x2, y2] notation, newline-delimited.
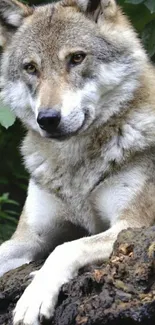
[13, 217, 140, 325]
[13, 163, 155, 325]
[0, 236, 40, 278]
[0, 179, 80, 277]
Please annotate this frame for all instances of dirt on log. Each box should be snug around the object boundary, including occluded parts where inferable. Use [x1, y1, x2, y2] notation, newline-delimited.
[1, 227, 155, 325]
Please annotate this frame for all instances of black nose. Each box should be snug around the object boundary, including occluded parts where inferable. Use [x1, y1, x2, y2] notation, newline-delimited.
[37, 109, 61, 132]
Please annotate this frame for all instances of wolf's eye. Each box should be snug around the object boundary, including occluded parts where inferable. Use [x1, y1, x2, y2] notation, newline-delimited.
[69, 52, 86, 66]
[23, 63, 37, 75]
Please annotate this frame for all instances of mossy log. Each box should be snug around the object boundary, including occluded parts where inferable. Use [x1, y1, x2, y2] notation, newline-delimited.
[1, 226, 155, 325]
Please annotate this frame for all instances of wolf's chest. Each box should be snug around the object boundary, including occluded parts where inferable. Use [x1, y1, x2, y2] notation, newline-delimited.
[43, 160, 102, 201]
[30, 150, 106, 209]
[24, 135, 112, 233]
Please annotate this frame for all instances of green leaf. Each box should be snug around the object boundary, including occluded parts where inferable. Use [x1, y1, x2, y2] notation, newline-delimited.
[0, 102, 16, 129]
[144, 0, 155, 13]
[5, 210, 19, 216]
[0, 212, 17, 223]
[125, 0, 144, 4]
[5, 199, 19, 206]
[0, 193, 9, 202]
[141, 20, 155, 57]
[118, 1, 155, 33]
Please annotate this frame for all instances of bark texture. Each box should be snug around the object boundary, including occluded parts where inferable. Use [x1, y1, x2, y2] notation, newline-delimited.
[1, 226, 155, 325]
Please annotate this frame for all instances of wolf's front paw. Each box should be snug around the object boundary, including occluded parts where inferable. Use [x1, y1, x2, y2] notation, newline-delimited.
[13, 271, 59, 325]
[13, 244, 78, 325]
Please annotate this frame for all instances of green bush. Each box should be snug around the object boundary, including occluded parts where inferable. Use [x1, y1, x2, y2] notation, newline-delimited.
[0, 0, 155, 241]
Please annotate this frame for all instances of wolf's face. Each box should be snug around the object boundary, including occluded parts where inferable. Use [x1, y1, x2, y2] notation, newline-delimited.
[0, 0, 147, 139]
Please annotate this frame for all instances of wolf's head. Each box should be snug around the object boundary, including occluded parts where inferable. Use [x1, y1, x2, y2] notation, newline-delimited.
[0, 0, 148, 139]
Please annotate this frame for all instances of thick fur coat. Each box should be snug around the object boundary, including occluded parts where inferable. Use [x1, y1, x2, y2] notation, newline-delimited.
[0, 0, 155, 324]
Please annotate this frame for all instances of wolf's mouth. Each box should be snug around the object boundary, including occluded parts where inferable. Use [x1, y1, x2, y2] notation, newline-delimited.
[42, 127, 83, 141]
[46, 133, 72, 141]
[39, 110, 90, 141]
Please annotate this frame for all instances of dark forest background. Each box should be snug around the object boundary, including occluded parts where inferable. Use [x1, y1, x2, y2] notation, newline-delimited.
[0, 0, 155, 242]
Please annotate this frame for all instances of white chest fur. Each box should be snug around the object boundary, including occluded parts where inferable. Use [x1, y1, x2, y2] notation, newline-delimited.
[23, 131, 147, 235]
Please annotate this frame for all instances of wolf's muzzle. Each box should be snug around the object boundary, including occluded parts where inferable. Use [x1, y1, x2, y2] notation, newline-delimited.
[37, 109, 61, 133]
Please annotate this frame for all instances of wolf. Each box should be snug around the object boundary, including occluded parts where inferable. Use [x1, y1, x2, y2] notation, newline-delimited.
[0, 0, 155, 323]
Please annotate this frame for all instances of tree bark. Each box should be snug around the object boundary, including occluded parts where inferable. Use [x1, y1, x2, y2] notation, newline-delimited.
[1, 226, 155, 325]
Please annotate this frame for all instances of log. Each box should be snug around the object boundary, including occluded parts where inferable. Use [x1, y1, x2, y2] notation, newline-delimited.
[1, 226, 155, 325]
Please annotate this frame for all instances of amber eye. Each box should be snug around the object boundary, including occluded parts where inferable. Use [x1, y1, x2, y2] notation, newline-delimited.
[69, 52, 86, 66]
[23, 63, 37, 75]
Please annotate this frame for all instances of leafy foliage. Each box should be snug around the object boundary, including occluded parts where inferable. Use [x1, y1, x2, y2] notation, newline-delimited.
[0, 193, 18, 243]
[0, 0, 155, 241]
[118, 0, 155, 59]
[0, 102, 15, 129]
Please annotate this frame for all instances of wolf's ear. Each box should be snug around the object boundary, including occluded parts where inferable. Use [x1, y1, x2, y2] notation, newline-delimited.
[75, 0, 100, 12]
[0, 0, 33, 48]
[73, 0, 117, 21]
[0, 0, 32, 27]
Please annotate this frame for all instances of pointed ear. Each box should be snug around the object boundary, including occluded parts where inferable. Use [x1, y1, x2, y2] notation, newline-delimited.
[75, 0, 100, 12]
[0, 0, 33, 48]
[0, 0, 33, 27]
[73, 0, 117, 22]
